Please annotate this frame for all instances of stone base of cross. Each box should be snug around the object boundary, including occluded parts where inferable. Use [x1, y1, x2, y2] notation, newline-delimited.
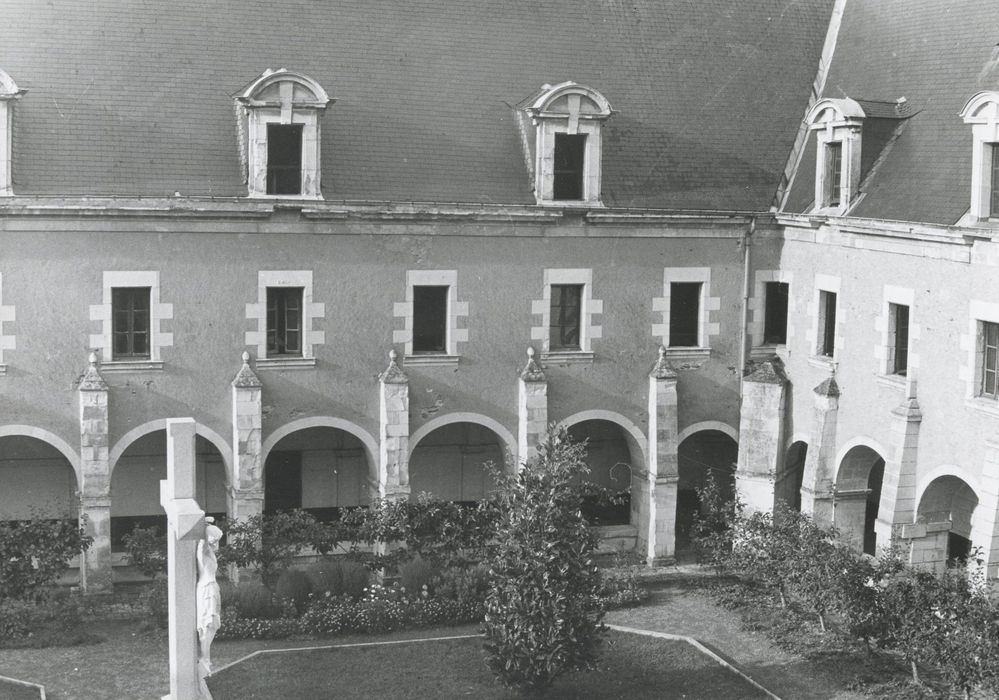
[159, 418, 209, 700]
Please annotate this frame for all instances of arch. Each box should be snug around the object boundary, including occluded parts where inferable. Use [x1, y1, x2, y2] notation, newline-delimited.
[960, 91, 999, 123]
[915, 466, 982, 513]
[109, 419, 233, 483]
[915, 470, 980, 566]
[0, 425, 81, 486]
[806, 97, 865, 126]
[677, 420, 739, 446]
[262, 417, 379, 480]
[527, 81, 613, 118]
[558, 410, 648, 469]
[237, 68, 331, 106]
[410, 412, 517, 464]
[833, 436, 890, 484]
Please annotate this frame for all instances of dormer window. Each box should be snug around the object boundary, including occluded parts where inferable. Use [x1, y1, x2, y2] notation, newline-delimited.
[235, 69, 332, 199]
[523, 82, 613, 206]
[0, 69, 25, 197]
[960, 92, 999, 221]
[805, 97, 864, 214]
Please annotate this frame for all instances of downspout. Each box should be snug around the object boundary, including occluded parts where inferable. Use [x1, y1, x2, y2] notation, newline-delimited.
[738, 216, 756, 391]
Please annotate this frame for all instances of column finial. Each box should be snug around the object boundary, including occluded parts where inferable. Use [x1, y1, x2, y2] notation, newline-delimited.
[380, 347, 408, 383]
[79, 351, 108, 391]
[650, 344, 677, 380]
[232, 351, 262, 388]
[241, 350, 250, 366]
[520, 345, 545, 382]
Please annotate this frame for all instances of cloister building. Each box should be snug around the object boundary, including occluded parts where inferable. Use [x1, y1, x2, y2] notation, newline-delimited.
[2, 0, 998, 592]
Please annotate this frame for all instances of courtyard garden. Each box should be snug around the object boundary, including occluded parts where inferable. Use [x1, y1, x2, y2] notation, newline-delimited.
[2, 430, 999, 698]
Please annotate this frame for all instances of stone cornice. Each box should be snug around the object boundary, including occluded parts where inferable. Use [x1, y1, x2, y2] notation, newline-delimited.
[778, 212, 995, 245]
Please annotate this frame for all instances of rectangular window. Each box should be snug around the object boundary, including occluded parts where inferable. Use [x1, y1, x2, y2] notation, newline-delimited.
[413, 285, 449, 353]
[553, 133, 586, 201]
[669, 282, 701, 347]
[888, 303, 910, 376]
[111, 287, 151, 359]
[266, 123, 304, 195]
[763, 282, 789, 344]
[818, 290, 837, 357]
[549, 284, 583, 350]
[982, 321, 999, 399]
[264, 451, 302, 513]
[267, 287, 303, 356]
[991, 145, 999, 218]
[825, 142, 842, 207]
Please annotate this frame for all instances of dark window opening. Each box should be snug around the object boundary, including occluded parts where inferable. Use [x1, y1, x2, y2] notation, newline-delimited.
[819, 290, 837, 357]
[890, 304, 910, 376]
[549, 284, 583, 350]
[266, 124, 303, 195]
[267, 287, 303, 356]
[413, 286, 448, 353]
[763, 282, 789, 345]
[947, 533, 973, 568]
[112, 287, 151, 360]
[982, 321, 999, 398]
[824, 142, 842, 207]
[669, 282, 701, 347]
[553, 133, 586, 201]
[265, 451, 302, 513]
[990, 145, 999, 218]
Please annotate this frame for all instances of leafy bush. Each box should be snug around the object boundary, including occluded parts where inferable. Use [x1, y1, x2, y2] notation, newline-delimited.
[233, 582, 284, 620]
[398, 555, 439, 596]
[0, 594, 94, 648]
[121, 524, 167, 579]
[306, 559, 370, 600]
[432, 564, 491, 607]
[219, 510, 322, 590]
[0, 518, 93, 601]
[690, 470, 741, 575]
[275, 568, 313, 615]
[483, 427, 606, 694]
[142, 579, 169, 628]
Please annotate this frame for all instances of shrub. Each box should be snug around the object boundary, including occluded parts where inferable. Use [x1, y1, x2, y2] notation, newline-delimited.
[0, 594, 93, 648]
[398, 555, 439, 596]
[234, 582, 283, 619]
[307, 559, 370, 600]
[275, 568, 313, 615]
[432, 564, 491, 607]
[219, 509, 321, 590]
[483, 426, 606, 694]
[690, 470, 741, 575]
[121, 524, 167, 579]
[0, 518, 93, 601]
[142, 579, 169, 628]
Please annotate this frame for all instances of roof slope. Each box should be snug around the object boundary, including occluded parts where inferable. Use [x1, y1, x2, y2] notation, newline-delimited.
[2, 0, 832, 210]
[783, 0, 999, 224]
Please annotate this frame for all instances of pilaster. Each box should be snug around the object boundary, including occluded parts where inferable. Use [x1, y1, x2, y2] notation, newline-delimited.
[735, 357, 788, 514]
[875, 375, 922, 554]
[78, 352, 112, 593]
[378, 349, 411, 500]
[644, 347, 679, 566]
[800, 369, 839, 525]
[230, 352, 264, 521]
[517, 347, 548, 465]
[971, 439, 999, 581]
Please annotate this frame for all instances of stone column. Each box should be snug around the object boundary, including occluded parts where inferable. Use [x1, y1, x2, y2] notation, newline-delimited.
[517, 347, 548, 467]
[78, 352, 113, 594]
[875, 375, 921, 554]
[800, 370, 839, 525]
[643, 347, 679, 566]
[230, 352, 264, 522]
[735, 357, 788, 514]
[971, 439, 999, 582]
[378, 350, 411, 500]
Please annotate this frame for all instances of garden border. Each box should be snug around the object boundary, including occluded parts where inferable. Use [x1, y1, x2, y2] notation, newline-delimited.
[0, 673, 46, 699]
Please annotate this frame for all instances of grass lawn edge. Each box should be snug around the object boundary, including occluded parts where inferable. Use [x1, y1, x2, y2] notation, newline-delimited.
[0, 672, 47, 700]
[606, 624, 781, 700]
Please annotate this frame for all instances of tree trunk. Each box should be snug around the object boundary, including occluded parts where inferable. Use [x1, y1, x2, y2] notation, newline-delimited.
[818, 613, 826, 632]
[910, 660, 918, 684]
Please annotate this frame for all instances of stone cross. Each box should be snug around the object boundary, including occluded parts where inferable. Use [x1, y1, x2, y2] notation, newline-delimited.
[160, 418, 206, 700]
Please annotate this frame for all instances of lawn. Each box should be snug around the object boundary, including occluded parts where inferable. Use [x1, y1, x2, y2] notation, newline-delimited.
[207, 631, 769, 699]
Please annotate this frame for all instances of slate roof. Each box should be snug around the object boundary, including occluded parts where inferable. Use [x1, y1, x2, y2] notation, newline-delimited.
[783, 0, 999, 225]
[2, 0, 832, 210]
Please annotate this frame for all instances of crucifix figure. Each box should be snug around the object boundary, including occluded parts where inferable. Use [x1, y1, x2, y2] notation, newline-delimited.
[160, 418, 208, 700]
[197, 518, 223, 695]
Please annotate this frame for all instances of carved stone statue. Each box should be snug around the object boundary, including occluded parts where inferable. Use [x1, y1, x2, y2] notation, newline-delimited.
[196, 519, 223, 699]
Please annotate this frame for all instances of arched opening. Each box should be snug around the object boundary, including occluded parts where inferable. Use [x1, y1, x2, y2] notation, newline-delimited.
[676, 430, 738, 550]
[264, 427, 372, 520]
[0, 435, 78, 521]
[409, 422, 504, 504]
[834, 445, 886, 555]
[917, 475, 978, 568]
[110, 432, 227, 551]
[566, 420, 635, 526]
[779, 441, 808, 512]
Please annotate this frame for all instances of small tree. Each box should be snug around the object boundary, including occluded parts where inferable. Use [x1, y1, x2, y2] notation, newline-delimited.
[786, 516, 849, 632]
[730, 503, 802, 607]
[690, 470, 741, 575]
[483, 427, 606, 695]
[220, 509, 322, 590]
[122, 524, 168, 579]
[0, 517, 93, 601]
